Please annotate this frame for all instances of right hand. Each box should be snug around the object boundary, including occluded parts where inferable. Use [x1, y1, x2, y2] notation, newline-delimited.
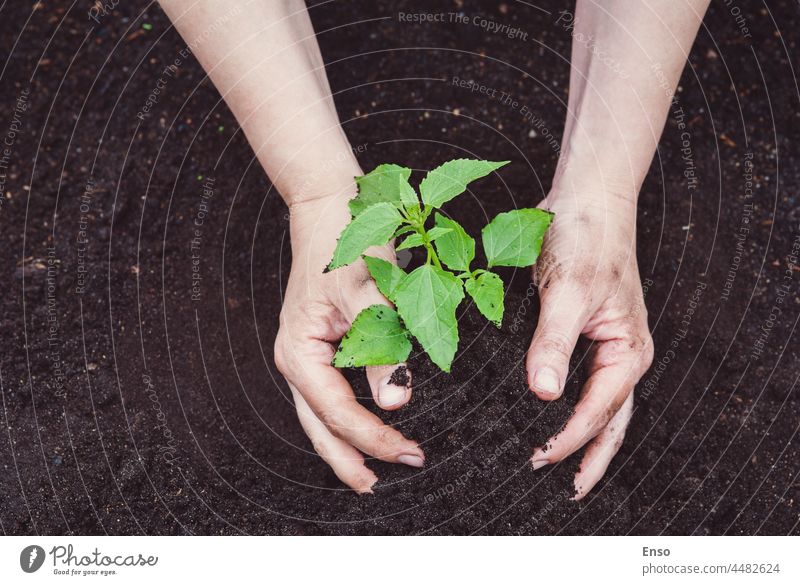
[273, 195, 425, 494]
[526, 188, 654, 498]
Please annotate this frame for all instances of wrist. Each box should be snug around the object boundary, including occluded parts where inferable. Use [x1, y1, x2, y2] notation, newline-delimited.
[288, 192, 353, 257]
[545, 180, 639, 212]
[551, 162, 641, 203]
[543, 182, 639, 235]
[285, 156, 363, 244]
[279, 149, 363, 209]
[551, 129, 655, 204]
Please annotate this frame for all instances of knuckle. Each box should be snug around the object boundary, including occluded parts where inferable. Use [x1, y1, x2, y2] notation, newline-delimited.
[372, 425, 400, 457]
[316, 405, 342, 433]
[618, 327, 654, 371]
[560, 264, 599, 296]
[343, 262, 375, 291]
[536, 331, 574, 360]
[533, 250, 560, 289]
[351, 468, 378, 494]
[608, 390, 631, 419]
[309, 435, 332, 462]
[316, 402, 354, 437]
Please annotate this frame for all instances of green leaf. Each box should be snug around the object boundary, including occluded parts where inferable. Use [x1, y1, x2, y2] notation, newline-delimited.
[394, 264, 465, 372]
[426, 226, 452, 241]
[398, 175, 420, 209]
[465, 271, 505, 327]
[433, 213, 475, 272]
[349, 164, 412, 216]
[397, 233, 424, 251]
[332, 305, 412, 367]
[364, 256, 407, 302]
[419, 159, 510, 209]
[328, 203, 403, 270]
[482, 208, 553, 268]
[394, 225, 416, 238]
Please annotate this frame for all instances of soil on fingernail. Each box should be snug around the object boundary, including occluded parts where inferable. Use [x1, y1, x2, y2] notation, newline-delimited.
[389, 366, 411, 387]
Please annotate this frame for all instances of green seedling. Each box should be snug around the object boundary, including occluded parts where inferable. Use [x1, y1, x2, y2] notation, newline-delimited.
[327, 159, 553, 372]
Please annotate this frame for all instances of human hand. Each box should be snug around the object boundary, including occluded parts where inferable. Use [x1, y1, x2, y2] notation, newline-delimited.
[526, 188, 654, 499]
[274, 195, 425, 494]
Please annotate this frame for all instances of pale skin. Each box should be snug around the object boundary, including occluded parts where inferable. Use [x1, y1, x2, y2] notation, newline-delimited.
[159, 0, 710, 497]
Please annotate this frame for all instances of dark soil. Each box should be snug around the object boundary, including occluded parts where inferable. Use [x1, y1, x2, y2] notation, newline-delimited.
[0, 1, 798, 535]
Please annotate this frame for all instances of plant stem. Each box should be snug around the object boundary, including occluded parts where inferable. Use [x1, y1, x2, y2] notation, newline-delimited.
[428, 244, 442, 269]
[412, 216, 443, 269]
[421, 232, 443, 269]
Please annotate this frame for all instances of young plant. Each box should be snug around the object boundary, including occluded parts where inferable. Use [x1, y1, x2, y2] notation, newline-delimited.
[327, 159, 553, 372]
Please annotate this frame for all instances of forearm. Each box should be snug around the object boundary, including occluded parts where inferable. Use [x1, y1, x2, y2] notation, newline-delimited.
[158, 0, 359, 206]
[555, 0, 711, 199]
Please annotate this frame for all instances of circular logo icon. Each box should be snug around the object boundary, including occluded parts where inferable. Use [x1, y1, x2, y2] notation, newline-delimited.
[20, 545, 45, 573]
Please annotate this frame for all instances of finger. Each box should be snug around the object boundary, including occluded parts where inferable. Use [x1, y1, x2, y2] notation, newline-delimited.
[288, 344, 424, 467]
[531, 341, 639, 468]
[337, 266, 414, 411]
[366, 363, 412, 410]
[572, 392, 634, 500]
[526, 285, 587, 400]
[290, 384, 378, 494]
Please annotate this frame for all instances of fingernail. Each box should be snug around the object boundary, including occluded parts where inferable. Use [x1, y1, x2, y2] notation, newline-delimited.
[531, 449, 549, 470]
[531, 457, 549, 470]
[398, 454, 424, 468]
[378, 383, 408, 408]
[532, 368, 560, 396]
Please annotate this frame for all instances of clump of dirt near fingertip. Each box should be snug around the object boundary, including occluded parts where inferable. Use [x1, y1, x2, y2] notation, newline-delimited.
[388, 365, 411, 387]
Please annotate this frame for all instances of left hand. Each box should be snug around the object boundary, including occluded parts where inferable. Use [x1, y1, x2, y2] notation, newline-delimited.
[526, 187, 654, 499]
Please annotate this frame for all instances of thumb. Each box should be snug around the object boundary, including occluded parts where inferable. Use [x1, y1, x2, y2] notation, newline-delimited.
[526, 285, 586, 401]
